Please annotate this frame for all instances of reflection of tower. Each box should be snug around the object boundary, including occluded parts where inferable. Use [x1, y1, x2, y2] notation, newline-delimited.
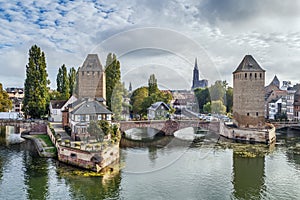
[233, 55, 265, 128]
[232, 148, 265, 199]
[77, 54, 106, 101]
[191, 58, 208, 90]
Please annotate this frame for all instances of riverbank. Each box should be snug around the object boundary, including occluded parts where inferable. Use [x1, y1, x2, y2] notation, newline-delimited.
[22, 134, 57, 158]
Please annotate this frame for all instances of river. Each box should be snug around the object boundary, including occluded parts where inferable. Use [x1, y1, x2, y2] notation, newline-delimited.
[0, 126, 300, 199]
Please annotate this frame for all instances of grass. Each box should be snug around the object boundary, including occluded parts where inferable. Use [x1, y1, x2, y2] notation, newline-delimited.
[33, 134, 54, 147]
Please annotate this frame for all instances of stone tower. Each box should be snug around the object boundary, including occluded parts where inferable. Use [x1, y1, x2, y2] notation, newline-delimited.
[233, 55, 265, 128]
[77, 54, 106, 100]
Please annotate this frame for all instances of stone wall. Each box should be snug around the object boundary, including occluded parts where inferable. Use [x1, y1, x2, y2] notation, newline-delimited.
[78, 71, 106, 99]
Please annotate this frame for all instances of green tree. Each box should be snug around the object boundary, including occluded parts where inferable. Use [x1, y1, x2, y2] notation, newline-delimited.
[211, 100, 226, 114]
[111, 82, 124, 120]
[130, 86, 149, 114]
[23, 45, 50, 118]
[105, 53, 121, 110]
[209, 80, 226, 103]
[226, 87, 233, 113]
[203, 102, 211, 113]
[56, 64, 70, 100]
[148, 74, 159, 95]
[0, 83, 12, 112]
[194, 87, 210, 112]
[68, 67, 77, 96]
[87, 120, 104, 142]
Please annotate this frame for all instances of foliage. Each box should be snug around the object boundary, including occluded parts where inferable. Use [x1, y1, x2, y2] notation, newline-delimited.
[209, 80, 226, 103]
[0, 83, 12, 112]
[68, 67, 77, 96]
[194, 87, 210, 112]
[226, 87, 233, 113]
[203, 102, 211, 113]
[87, 120, 105, 142]
[211, 100, 226, 114]
[194, 80, 233, 114]
[49, 90, 62, 100]
[111, 82, 124, 120]
[148, 74, 159, 95]
[130, 87, 149, 114]
[130, 74, 173, 116]
[105, 53, 121, 110]
[23, 45, 50, 119]
[56, 64, 70, 100]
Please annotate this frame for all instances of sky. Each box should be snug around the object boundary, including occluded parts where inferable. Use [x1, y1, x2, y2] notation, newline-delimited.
[0, 0, 300, 90]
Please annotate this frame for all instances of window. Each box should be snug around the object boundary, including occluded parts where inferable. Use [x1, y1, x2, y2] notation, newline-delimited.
[250, 73, 252, 79]
[106, 114, 111, 121]
[247, 113, 249, 116]
[98, 115, 102, 120]
[256, 112, 258, 116]
[80, 115, 86, 121]
[245, 73, 247, 79]
[255, 73, 257, 79]
[70, 153, 77, 159]
[260, 73, 262, 79]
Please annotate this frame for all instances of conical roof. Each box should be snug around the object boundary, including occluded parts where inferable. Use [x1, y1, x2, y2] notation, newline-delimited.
[268, 75, 280, 87]
[233, 55, 265, 73]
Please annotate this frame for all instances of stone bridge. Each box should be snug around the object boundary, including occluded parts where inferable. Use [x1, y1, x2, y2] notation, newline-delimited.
[119, 120, 220, 135]
[0, 119, 47, 133]
[272, 122, 300, 130]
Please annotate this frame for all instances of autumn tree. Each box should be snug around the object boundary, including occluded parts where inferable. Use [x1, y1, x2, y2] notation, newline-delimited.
[23, 45, 50, 118]
[0, 83, 12, 112]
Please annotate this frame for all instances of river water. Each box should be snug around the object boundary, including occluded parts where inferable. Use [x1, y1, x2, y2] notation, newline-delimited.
[0, 126, 300, 200]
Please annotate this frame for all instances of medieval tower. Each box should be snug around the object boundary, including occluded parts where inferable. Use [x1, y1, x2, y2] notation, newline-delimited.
[233, 55, 265, 128]
[191, 58, 208, 90]
[77, 54, 106, 101]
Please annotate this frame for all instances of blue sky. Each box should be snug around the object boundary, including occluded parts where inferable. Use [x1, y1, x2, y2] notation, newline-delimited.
[0, 0, 300, 90]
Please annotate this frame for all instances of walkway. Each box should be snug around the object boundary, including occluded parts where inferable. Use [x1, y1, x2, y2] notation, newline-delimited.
[50, 122, 71, 141]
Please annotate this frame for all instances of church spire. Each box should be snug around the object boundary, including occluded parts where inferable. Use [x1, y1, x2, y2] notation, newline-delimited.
[195, 57, 198, 69]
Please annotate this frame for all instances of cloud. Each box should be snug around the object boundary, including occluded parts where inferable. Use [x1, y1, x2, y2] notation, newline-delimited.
[0, 0, 299, 89]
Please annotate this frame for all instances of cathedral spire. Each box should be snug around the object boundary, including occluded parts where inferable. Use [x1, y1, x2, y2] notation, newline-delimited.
[195, 57, 198, 69]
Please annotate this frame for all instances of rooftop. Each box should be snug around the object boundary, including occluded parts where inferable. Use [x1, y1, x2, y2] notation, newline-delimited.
[233, 55, 265, 73]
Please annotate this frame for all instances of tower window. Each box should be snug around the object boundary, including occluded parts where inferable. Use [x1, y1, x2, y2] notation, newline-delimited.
[247, 113, 249, 116]
[245, 73, 247, 79]
[256, 112, 258, 116]
[260, 73, 262, 79]
[250, 73, 252, 79]
[255, 73, 257, 79]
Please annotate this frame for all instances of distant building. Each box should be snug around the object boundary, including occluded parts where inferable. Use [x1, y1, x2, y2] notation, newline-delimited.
[268, 97, 286, 120]
[233, 55, 265, 128]
[294, 89, 300, 121]
[147, 101, 170, 120]
[77, 54, 106, 101]
[191, 58, 208, 90]
[5, 87, 24, 114]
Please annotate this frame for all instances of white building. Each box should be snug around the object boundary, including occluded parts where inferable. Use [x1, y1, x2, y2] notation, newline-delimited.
[268, 97, 286, 120]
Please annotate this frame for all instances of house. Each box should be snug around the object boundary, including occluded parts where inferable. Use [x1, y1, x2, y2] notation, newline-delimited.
[268, 97, 286, 120]
[147, 101, 170, 120]
[49, 100, 68, 122]
[69, 99, 112, 140]
[5, 87, 24, 114]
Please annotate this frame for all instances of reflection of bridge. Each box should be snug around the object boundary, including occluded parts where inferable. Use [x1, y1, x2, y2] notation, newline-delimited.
[0, 119, 47, 133]
[272, 122, 300, 130]
[119, 120, 220, 135]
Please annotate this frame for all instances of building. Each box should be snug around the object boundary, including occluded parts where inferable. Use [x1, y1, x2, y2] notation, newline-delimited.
[191, 58, 208, 90]
[5, 87, 24, 113]
[286, 89, 296, 121]
[232, 55, 265, 128]
[268, 97, 286, 120]
[77, 54, 106, 101]
[69, 99, 112, 140]
[49, 100, 68, 122]
[294, 89, 300, 121]
[147, 101, 170, 120]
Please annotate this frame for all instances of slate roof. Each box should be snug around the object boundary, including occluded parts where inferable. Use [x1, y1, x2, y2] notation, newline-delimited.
[50, 100, 68, 109]
[233, 55, 265, 73]
[269, 75, 280, 88]
[148, 101, 170, 111]
[79, 54, 103, 72]
[71, 101, 112, 115]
